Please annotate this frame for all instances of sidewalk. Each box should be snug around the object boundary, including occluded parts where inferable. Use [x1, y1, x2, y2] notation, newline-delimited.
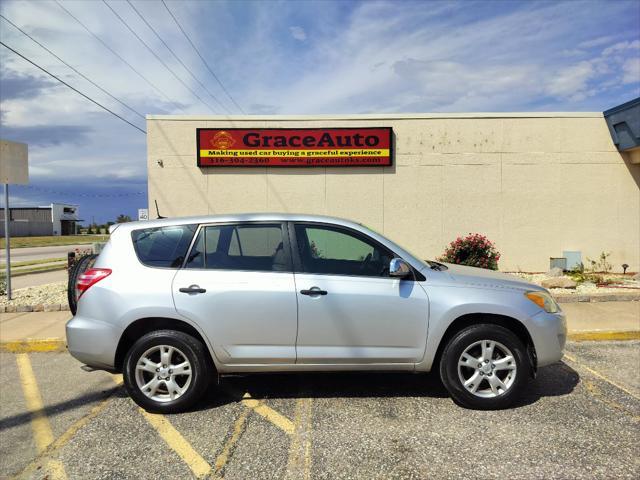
[0, 302, 638, 351]
[0, 311, 69, 351]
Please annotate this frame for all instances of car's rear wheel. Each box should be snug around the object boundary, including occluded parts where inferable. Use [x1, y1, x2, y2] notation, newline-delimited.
[439, 324, 529, 410]
[123, 330, 211, 413]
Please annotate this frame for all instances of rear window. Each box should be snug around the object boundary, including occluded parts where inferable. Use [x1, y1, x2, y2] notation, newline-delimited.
[131, 225, 196, 268]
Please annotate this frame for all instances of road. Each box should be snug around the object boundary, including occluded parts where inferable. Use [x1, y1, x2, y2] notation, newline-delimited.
[8, 270, 68, 289]
[1, 341, 638, 479]
[0, 244, 90, 263]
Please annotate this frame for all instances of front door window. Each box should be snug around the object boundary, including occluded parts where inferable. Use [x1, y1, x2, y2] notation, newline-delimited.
[294, 224, 393, 277]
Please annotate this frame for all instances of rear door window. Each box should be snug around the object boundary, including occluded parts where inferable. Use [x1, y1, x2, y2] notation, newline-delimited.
[185, 223, 290, 272]
[131, 225, 197, 268]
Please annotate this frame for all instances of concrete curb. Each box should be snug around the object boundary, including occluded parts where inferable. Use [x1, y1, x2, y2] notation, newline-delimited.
[554, 293, 640, 303]
[0, 304, 70, 312]
[567, 330, 640, 342]
[2, 331, 638, 353]
[9, 266, 66, 277]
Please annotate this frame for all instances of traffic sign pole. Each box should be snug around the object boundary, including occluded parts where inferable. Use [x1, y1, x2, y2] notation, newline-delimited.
[4, 183, 11, 300]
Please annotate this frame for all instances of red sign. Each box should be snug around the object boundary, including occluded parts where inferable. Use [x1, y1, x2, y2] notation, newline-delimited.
[197, 127, 393, 167]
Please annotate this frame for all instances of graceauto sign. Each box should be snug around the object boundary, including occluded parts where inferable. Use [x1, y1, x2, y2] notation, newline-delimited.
[197, 127, 393, 167]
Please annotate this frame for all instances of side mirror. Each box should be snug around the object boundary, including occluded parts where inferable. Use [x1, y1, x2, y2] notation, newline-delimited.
[389, 258, 412, 278]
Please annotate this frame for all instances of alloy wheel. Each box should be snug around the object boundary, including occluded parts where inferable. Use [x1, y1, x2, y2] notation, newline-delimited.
[134, 345, 192, 402]
[457, 340, 517, 398]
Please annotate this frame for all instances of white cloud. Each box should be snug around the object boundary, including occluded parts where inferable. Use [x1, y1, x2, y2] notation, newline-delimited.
[289, 26, 306, 41]
[242, 1, 639, 113]
[622, 57, 640, 84]
[602, 40, 640, 56]
[547, 61, 595, 99]
[578, 35, 616, 49]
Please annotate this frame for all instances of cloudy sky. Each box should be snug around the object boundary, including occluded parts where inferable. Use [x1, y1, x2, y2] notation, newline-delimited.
[1, 0, 639, 224]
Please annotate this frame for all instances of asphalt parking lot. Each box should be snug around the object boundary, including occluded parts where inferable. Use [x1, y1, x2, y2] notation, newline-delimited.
[1, 341, 638, 480]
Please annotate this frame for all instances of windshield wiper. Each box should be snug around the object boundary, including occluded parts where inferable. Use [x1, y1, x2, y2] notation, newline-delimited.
[426, 260, 447, 271]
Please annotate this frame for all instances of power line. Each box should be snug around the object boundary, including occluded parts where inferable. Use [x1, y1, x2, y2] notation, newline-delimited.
[0, 14, 145, 122]
[54, 0, 184, 113]
[161, 0, 245, 114]
[101, 0, 218, 113]
[18, 184, 145, 198]
[0, 41, 147, 134]
[126, 0, 231, 114]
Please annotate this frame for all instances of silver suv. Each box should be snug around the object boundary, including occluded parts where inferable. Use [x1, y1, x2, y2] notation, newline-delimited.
[67, 214, 566, 412]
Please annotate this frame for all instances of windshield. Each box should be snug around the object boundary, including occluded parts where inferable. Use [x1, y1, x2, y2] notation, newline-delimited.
[356, 222, 449, 271]
[355, 222, 443, 270]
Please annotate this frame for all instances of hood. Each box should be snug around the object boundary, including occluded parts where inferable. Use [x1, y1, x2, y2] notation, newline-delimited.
[428, 262, 544, 292]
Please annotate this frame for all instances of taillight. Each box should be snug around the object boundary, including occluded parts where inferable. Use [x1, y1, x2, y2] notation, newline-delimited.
[76, 268, 112, 299]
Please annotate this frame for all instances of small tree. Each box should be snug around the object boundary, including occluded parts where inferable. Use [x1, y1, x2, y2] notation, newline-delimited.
[438, 233, 501, 270]
[116, 214, 132, 223]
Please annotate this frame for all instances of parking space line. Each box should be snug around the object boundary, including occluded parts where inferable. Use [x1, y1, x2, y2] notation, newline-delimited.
[564, 353, 640, 401]
[285, 397, 313, 480]
[139, 409, 212, 478]
[214, 407, 250, 475]
[3, 338, 66, 353]
[111, 373, 123, 385]
[15, 383, 121, 479]
[240, 393, 295, 435]
[582, 379, 640, 421]
[15, 353, 67, 480]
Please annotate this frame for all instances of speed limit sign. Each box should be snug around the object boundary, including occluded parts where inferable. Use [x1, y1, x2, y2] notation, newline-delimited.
[138, 208, 149, 221]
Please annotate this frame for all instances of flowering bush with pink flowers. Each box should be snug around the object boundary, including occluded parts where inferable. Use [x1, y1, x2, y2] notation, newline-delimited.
[438, 233, 500, 270]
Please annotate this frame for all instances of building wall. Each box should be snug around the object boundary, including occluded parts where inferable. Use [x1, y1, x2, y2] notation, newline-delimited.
[147, 113, 640, 272]
[0, 222, 53, 237]
[0, 208, 54, 236]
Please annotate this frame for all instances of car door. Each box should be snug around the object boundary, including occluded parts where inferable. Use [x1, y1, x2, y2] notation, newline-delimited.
[291, 222, 429, 365]
[173, 222, 298, 365]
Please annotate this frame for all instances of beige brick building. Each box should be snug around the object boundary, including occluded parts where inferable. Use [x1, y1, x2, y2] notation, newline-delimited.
[147, 112, 640, 272]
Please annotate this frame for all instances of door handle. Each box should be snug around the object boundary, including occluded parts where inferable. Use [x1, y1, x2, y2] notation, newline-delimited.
[179, 285, 206, 294]
[300, 288, 327, 296]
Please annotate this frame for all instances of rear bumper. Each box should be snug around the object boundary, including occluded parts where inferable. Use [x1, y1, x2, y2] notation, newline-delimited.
[529, 309, 567, 367]
[66, 315, 120, 369]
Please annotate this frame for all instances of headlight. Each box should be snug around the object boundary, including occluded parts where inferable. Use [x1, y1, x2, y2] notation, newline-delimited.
[525, 291, 559, 313]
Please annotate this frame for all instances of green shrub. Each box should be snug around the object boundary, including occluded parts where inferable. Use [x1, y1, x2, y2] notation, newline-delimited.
[587, 251, 612, 274]
[438, 233, 500, 270]
[569, 258, 608, 285]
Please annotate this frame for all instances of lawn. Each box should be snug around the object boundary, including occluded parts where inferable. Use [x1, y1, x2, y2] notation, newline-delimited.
[0, 257, 66, 268]
[0, 235, 108, 249]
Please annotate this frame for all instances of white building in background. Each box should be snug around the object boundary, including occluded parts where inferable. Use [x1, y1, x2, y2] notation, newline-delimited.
[0, 203, 81, 236]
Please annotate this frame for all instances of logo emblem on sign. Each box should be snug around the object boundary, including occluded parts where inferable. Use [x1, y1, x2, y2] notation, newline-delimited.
[210, 131, 235, 149]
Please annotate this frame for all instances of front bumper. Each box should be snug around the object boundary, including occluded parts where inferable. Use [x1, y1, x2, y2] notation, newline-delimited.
[529, 308, 567, 367]
[66, 315, 121, 370]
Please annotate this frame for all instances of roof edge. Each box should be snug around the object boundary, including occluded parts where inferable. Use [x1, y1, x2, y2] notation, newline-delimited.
[146, 112, 604, 121]
[603, 97, 640, 117]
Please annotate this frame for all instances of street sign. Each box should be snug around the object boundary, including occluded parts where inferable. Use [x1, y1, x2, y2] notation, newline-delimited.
[1, 139, 29, 300]
[0, 140, 28, 184]
[138, 208, 149, 221]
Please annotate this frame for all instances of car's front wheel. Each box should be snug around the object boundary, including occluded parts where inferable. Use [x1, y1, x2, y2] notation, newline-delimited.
[123, 330, 211, 413]
[439, 324, 529, 410]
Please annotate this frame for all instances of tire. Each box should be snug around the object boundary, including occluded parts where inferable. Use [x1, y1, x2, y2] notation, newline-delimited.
[123, 330, 211, 413]
[439, 324, 529, 410]
[67, 254, 98, 315]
